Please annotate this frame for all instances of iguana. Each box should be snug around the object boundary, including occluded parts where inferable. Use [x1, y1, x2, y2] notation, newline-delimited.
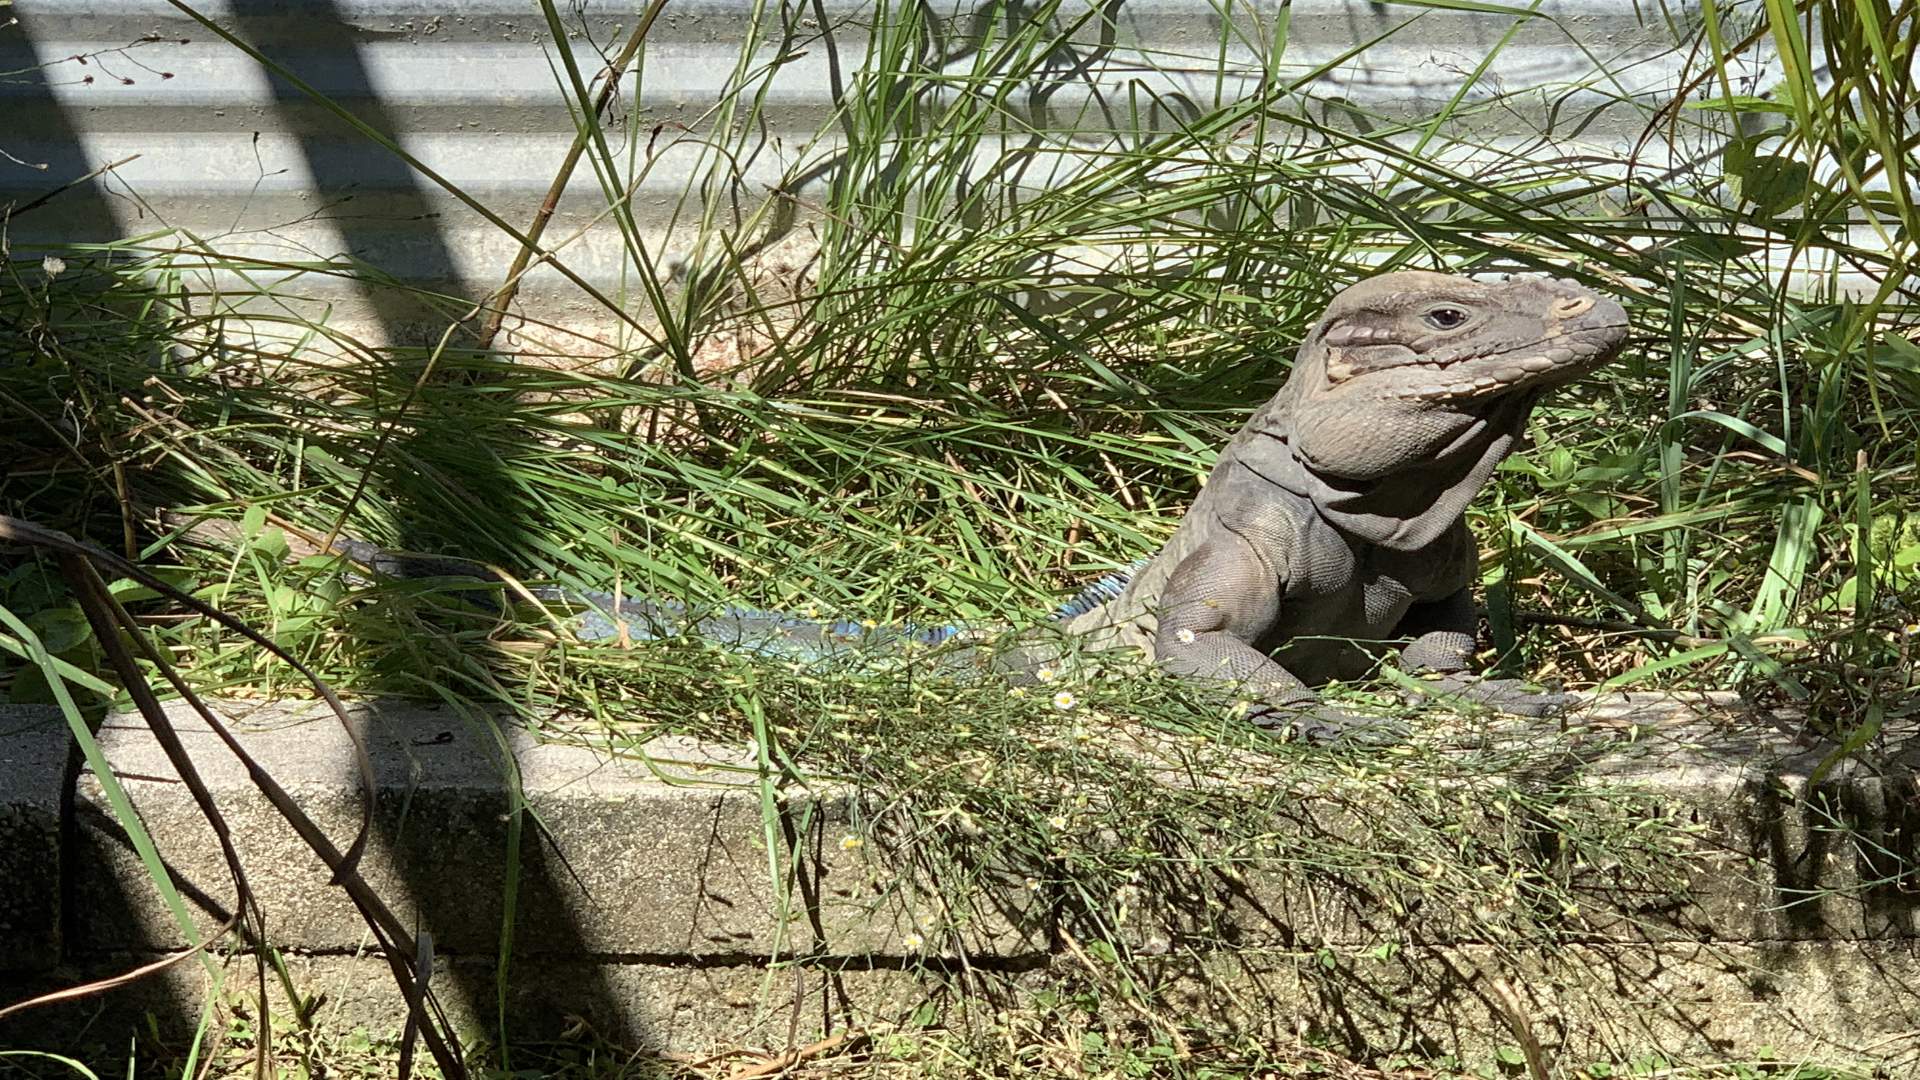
[314, 270, 1629, 737]
[1035, 269, 1630, 734]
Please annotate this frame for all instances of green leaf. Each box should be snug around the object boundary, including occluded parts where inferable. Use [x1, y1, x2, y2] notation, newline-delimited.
[1894, 543, 1920, 571]
[27, 607, 93, 654]
[0, 1051, 101, 1079]
[1744, 497, 1823, 633]
[249, 528, 290, 560]
[1811, 702, 1880, 785]
[1687, 95, 1793, 116]
[1734, 154, 1815, 216]
[1662, 409, 1789, 458]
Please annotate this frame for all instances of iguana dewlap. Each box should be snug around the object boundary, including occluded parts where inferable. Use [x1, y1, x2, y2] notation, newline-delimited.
[1046, 270, 1629, 733]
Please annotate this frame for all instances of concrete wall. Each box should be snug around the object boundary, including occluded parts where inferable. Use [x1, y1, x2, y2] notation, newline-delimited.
[1, 1, 1762, 344]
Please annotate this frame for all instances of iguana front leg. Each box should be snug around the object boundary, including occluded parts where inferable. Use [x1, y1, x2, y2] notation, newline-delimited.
[1152, 536, 1390, 742]
[1397, 588, 1572, 717]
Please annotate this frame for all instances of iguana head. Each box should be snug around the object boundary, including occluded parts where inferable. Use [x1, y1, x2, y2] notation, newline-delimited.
[1265, 271, 1628, 548]
[1288, 270, 1629, 482]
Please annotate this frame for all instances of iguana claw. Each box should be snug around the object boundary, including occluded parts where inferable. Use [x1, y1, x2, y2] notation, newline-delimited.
[1404, 673, 1576, 718]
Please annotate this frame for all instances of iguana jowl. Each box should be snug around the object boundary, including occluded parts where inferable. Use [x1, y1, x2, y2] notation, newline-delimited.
[314, 271, 1628, 734]
[1045, 270, 1630, 733]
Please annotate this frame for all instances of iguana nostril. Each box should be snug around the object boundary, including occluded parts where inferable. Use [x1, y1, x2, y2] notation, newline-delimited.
[1552, 296, 1595, 318]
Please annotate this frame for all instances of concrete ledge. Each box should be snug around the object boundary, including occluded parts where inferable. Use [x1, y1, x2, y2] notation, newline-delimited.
[66, 702, 1046, 962]
[2, 695, 1916, 1069]
[1144, 694, 1920, 953]
[12, 941, 1917, 1069]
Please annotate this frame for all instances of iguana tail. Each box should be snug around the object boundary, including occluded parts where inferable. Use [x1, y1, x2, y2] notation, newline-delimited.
[329, 537, 1144, 663]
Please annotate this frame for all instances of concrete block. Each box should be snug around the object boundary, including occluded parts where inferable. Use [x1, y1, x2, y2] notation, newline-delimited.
[1583, 693, 1920, 942]
[1102, 693, 1920, 952]
[70, 701, 1048, 962]
[0, 704, 69, 974]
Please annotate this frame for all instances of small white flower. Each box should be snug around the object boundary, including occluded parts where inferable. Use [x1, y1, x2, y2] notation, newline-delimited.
[1035, 667, 1057, 683]
[838, 834, 864, 851]
[1008, 686, 1027, 699]
[902, 932, 925, 950]
[1048, 814, 1069, 830]
[860, 618, 878, 630]
[1174, 628, 1196, 644]
[1052, 690, 1077, 711]
[805, 604, 822, 619]
[41, 255, 66, 277]
[1025, 877, 1042, 892]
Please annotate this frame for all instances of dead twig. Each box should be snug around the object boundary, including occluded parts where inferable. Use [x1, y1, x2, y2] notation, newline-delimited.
[1485, 977, 1551, 1080]
[4, 154, 141, 218]
[722, 1029, 868, 1080]
[476, 1, 669, 351]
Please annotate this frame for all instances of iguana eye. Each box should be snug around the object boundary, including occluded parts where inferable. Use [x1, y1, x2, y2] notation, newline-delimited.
[1424, 306, 1470, 330]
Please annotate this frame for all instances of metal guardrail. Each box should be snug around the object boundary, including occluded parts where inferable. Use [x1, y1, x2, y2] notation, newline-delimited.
[2, 1, 1750, 340]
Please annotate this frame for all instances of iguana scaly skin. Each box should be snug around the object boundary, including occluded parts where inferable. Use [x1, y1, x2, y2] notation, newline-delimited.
[312, 271, 1627, 737]
[1033, 270, 1629, 734]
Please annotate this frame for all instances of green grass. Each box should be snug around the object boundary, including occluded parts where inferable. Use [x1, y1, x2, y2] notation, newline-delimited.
[3, 0, 1918, 1076]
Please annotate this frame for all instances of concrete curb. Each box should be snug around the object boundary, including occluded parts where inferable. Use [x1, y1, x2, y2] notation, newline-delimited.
[2, 696, 1916, 1068]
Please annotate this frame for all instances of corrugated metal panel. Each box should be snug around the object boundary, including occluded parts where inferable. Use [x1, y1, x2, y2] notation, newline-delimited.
[2, 1, 1757, 342]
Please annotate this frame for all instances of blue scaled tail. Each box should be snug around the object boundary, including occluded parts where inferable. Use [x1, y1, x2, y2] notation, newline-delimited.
[560, 557, 1148, 656]
[1049, 558, 1147, 621]
[562, 593, 972, 657]
[330, 536, 1144, 661]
